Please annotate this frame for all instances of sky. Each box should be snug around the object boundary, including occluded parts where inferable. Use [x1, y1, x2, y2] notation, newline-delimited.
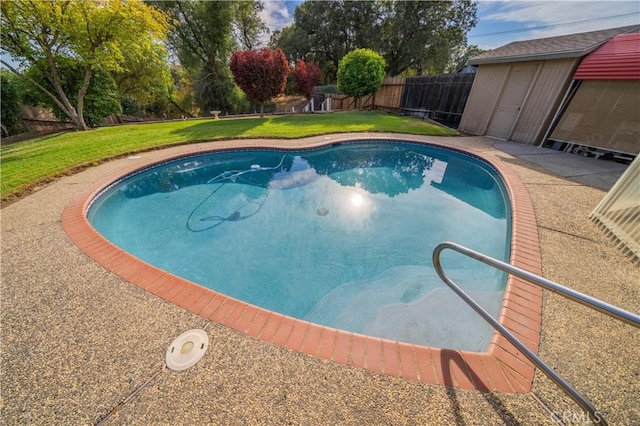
[260, 0, 640, 50]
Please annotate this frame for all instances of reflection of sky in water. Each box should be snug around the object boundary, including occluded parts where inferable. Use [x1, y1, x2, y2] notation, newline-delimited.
[89, 143, 510, 351]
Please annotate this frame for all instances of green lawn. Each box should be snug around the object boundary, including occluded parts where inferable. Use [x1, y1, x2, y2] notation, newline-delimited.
[1, 112, 455, 203]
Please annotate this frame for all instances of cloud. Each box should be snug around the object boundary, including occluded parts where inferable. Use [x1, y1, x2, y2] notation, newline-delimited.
[256, 0, 299, 46]
[260, 0, 296, 31]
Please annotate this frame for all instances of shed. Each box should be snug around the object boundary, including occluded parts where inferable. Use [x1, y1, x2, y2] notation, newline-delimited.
[545, 33, 640, 159]
[458, 26, 639, 145]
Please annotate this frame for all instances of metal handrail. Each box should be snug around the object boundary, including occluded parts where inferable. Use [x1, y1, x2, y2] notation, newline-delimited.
[432, 242, 640, 426]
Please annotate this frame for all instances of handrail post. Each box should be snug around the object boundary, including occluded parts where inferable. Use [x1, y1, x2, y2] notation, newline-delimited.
[432, 242, 640, 425]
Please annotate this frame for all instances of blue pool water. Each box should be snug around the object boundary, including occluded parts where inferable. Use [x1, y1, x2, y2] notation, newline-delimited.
[89, 141, 511, 351]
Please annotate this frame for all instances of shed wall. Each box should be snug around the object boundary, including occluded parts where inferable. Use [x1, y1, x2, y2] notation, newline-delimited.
[485, 62, 540, 139]
[458, 64, 510, 135]
[459, 58, 578, 145]
[511, 58, 578, 144]
[550, 80, 640, 154]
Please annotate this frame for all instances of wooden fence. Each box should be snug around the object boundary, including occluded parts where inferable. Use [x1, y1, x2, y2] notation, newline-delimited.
[372, 76, 406, 110]
[326, 76, 405, 111]
[19, 105, 74, 133]
[326, 74, 475, 128]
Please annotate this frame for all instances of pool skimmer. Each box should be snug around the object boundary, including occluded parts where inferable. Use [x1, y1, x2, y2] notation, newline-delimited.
[165, 329, 209, 372]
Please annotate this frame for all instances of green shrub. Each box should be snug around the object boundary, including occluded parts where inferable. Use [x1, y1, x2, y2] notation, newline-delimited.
[120, 96, 141, 117]
[337, 49, 386, 103]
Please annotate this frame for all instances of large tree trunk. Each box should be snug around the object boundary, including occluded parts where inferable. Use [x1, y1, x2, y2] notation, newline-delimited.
[44, 50, 88, 130]
[75, 66, 93, 130]
[260, 102, 264, 117]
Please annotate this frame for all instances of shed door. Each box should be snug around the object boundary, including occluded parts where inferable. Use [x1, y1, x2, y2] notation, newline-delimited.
[486, 63, 539, 139]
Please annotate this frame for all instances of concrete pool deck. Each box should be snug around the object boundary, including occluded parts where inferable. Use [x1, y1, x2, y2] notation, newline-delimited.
[1, 134, 639, 425]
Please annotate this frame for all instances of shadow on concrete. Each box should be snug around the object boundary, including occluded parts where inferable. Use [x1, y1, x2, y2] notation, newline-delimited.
[493, 141, 628, 192]
[439, 349, 522, 425]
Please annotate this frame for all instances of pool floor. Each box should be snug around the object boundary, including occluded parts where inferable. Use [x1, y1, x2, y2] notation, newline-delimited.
[62, 135, 543, 393]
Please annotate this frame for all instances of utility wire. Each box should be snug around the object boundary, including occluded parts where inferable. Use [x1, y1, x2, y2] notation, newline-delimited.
[470, 12, 640, 37]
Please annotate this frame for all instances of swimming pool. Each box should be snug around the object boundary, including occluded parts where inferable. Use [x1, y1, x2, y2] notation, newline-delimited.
[88, 141, 511, 352]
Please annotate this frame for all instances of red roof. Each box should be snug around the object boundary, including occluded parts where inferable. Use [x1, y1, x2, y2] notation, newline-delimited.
[574, 33, 640, 80]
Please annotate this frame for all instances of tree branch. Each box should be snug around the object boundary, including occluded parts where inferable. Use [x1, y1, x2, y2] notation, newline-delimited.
[175, 2, 209, 65]
[0, 59, 75, 122]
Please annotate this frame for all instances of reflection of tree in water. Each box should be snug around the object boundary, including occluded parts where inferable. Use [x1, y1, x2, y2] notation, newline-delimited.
[121, 153, 294, 198]
[119, 144, 433, 199]
[305, 144, 433, 197]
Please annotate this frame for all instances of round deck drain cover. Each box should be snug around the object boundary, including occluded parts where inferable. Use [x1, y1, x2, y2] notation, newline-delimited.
[166, 329, 209, 372]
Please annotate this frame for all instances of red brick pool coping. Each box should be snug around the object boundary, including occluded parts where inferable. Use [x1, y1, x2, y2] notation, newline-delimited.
[61, 136, 542, 394]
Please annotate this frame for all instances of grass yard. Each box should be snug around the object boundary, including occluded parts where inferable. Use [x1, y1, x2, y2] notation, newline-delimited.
[0, 112, 455, 204]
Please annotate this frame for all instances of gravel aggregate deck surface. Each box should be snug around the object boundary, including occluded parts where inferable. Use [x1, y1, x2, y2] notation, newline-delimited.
[2, 134, 638, 425]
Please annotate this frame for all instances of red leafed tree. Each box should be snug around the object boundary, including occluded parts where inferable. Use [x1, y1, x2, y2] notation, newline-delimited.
[229, 47, 290, 117]
[292, 59, 323, 99]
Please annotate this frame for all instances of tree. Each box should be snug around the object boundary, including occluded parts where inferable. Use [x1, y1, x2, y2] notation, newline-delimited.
[447, 44, 486, 73]
[21, 57, 122, 127]
[270, 1, 379, 83]
[0, 71, 23, 137]
[112, 42, 174, 113]
[269, 26, 307, 62]
[152, 0, 235, 114]
[337, 49, 386, 109]
[270, 0, 477, 80]
[151, 0, 268, 114]
[0, 0, 170, 130]
[292, 60, 323, 99]
[233, 1, 269, 50]
[229, 47, 290, 117]
[377, 1, 476, 76]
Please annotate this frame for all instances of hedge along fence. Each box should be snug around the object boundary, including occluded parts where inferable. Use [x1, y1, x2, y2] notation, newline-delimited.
[326, 74, 475, 129]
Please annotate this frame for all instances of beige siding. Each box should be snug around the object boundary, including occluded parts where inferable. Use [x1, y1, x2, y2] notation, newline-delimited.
[460, 59, 579, 145]
[486, 62, 540, 139]
[510, 58, 578, 145]
[458, 64, 511, 135]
